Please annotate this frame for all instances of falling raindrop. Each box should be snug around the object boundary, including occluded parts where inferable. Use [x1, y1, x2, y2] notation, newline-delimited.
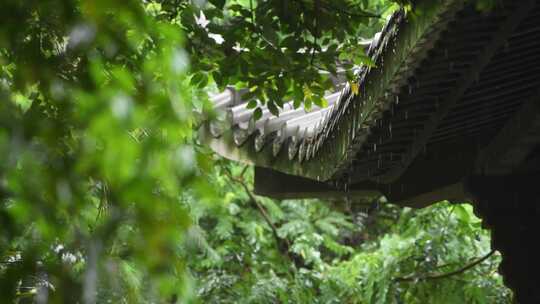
[395, 95, 400, 105]
[405, 111, 408, 120]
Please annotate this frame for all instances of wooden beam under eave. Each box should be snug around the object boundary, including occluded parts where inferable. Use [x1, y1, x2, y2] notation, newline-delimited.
[254, 166, 381, 200]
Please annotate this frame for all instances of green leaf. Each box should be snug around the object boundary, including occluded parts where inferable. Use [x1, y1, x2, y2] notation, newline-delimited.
[313, 96, 328, 108]
[303, 84, 313, 99]
[247, 99, 258, 109]
[213, 70, 225, 89]
[267, 101, 279, 116]
[354, 52, 375, 67]
[191, 72, 208, 88]
[198, 74, 209, 88]
[454, 204, 471, 223]
[304, 98, 312, 111]
[253, 107, 263, 121]
[293, 98, 301, 109]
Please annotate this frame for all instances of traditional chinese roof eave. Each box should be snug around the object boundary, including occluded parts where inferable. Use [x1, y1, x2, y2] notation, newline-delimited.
[202, 0, 465, 183]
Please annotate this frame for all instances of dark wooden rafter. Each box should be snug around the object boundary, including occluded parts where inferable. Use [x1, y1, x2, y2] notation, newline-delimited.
[377, 0, 537, 183]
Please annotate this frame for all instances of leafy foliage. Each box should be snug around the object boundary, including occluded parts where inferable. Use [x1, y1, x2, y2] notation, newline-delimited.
[0, 0, 212, 302]
[161, 0, 495, 113]
[189, 162, 512, 303]
[160, 0, 398, 113]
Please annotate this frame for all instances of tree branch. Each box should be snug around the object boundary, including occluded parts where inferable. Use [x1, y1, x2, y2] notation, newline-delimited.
[221, 164, 312, 270]
[239, 164, 250, 179]
[394, 250, 497, 282]
[221, 167, 290, 251]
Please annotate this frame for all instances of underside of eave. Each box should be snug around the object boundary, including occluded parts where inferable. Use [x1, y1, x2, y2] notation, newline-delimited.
[346, 0, 540, 186]
[352, 0, 539, 185]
